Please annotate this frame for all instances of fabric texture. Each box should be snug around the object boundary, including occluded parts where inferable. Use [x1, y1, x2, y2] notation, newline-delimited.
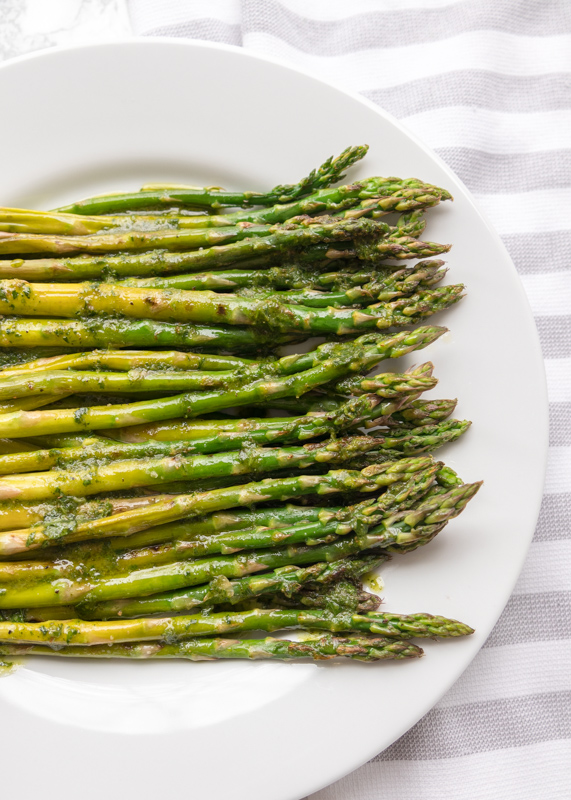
[128, 1, 571, 797]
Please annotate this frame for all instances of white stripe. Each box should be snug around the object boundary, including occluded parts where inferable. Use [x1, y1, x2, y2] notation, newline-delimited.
[472, 189, 571, 235]
[311, 741, 571, 799]
[401, 107, 571, 154]
[545, 359, 571, 403]
[544, 447, 571, 495]
[129, 0, 242, 30]
[514, 540, 571, 595]
[437, 639, 571, 709]
[519, 272, 571, 318]
[241, 31, 571, 91]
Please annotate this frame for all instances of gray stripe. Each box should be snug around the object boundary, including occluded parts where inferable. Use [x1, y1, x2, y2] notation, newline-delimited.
[242, 0, 571, 51]
[484, 591, 571, 648]
[502, 231, 571, 275]
[363, 72, 571, 117]
[535, 317, 571, 359]
[374, 690, 571, 760]
[144, 20, 241, 45]
[151, 1, 571, 55]
[550, 403, 571, 446]
[434, 149, 571, 194]
[535, 493, 571, 541]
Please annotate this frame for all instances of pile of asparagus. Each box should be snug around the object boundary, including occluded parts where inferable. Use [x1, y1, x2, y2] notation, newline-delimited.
[0, 146, 481, 665]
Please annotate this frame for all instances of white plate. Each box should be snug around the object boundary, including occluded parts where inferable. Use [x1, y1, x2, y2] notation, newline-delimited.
[0, 40, 547, 800]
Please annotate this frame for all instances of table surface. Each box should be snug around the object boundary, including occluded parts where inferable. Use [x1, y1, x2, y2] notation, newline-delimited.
[0, 0, 130, 62]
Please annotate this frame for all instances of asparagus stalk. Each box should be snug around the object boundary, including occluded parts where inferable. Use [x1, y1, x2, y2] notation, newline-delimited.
[0, 635, 423, 662]
[0, 504, 345, 575]
[0, 178, 450, 235]
[0, 493, 176, 533]
[0, 367, 240, 400]
[0, 458, 435, 555]
[369, 419, 471, 452]
[53, 146, 369, 213]
[0, 349, 255, 377]
[0, 316, 299, 351]
[0, 395, 72, 413]
[333, 367, 436, 398]
[0, 357, 437, 403]
[117, 259, 446, 297]
[0, 225, 450, 281]
[0, 605, 474, 645]
[0, 480, 480, 607]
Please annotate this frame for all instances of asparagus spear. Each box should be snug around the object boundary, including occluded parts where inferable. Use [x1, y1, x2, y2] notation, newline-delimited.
[53, 146, 369, 213]
[1, 588, 382, 620]
[0, 395, 72, 413]
[0, 349, 255, 377]
[117, 259, 446, 297]
[0, 635, 423, 662]
[232, 263, 447, 306]
[0, 367, 239, 400]
[0, 458, 435, 555]
[333, 368, 437, 399]
[0, 493, 176, 533]
[0, 480, 480, 607]
[7, 456, 446, 555]
[125, 263, 445, 309]
[0, 316, 300, 351]
[0, 604, 474, 644]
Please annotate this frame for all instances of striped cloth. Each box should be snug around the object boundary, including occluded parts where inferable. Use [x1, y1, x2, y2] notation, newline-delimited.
[127, 2, 571, 797]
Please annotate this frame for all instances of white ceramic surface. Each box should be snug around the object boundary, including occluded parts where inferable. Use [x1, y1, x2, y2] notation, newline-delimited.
[0, 40, 548, 800]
